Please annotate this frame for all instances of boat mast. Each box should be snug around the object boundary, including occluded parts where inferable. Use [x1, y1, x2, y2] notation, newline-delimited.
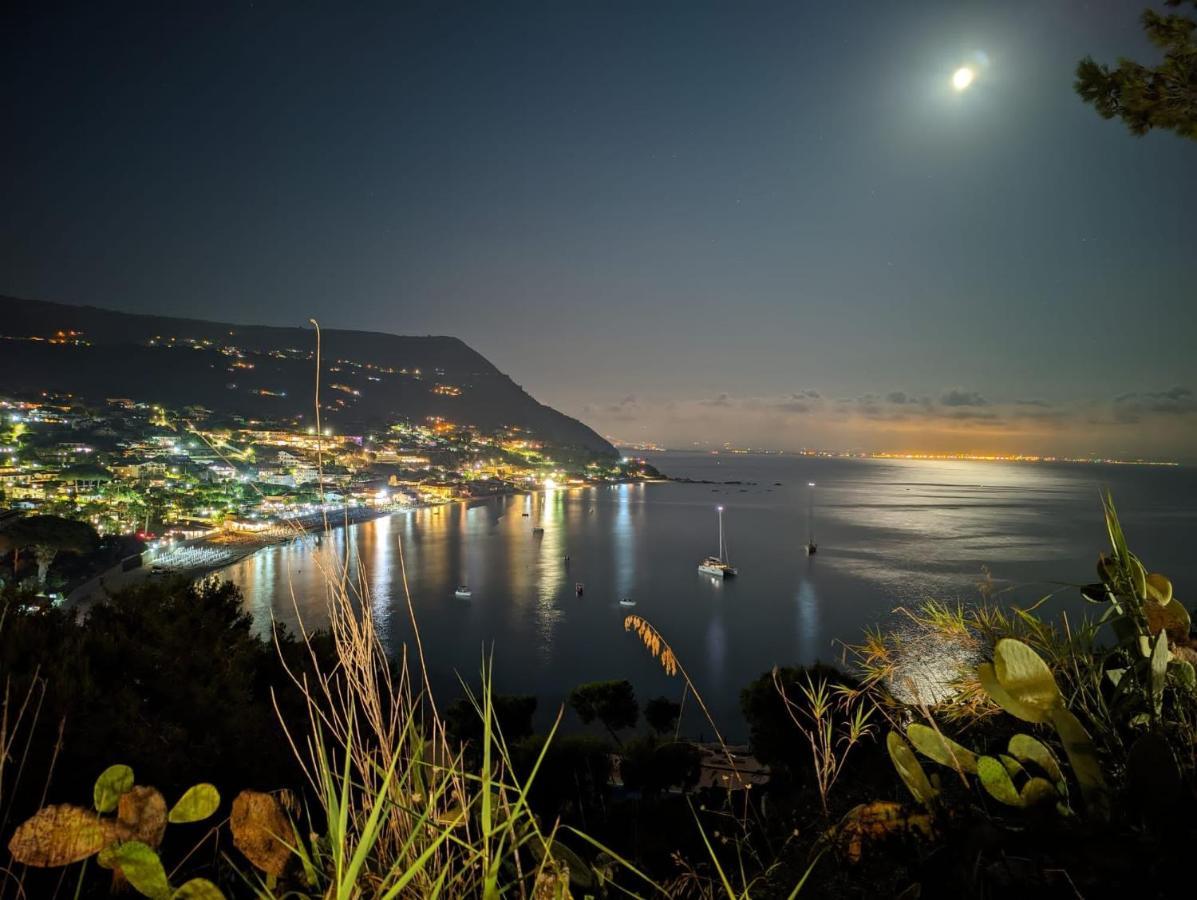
[807, 482, 815, 544]
[717, 505, 724, 560]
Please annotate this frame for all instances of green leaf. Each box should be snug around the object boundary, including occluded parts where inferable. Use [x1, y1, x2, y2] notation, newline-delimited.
[1050, 706, 1108, 817]
[1019, 777, 1058, 808]
[998, 754, 1025, 779]
[992, 639, 1062, 718]
[978, 662, 1051, 724]
[1169, 659, 1196, 692]
[1007, 734, 1065, 788]
[93, 765, 134, 814]
[99, 841, 171, 900]
[172, 879, 225, 900]
[1145, 572, 1172, 606]
[1129, 556, 1148, 601]
[1150, 630, 1170, 715]
[977, 756, 1022, 806]
[1110, 614, 1140, 649]
[886, 731, 937, 806]
[168, 784, 220, 824]
[905, 723, 977, 774]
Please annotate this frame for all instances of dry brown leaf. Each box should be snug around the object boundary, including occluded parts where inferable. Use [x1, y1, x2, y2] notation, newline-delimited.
[531, 860, 573, 900]
[834, 801, 934, 863]
[7, 804, 119, 867]
[230, 790, 291, 877]
[117, 786, 167, 848]
[276, 788, 301, 818]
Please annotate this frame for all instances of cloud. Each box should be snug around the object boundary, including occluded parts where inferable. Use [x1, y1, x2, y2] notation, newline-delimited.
[1113, 386, 1195, 415]
[1014, 398, 1052, 407]
[884, 391, 932, 407]
[942, 409, 1000, 421]
[585, 394, 642, 420]
[773, 389, 822, 413]
[697, 390, 825, 413]
[940, 389, 988, 407]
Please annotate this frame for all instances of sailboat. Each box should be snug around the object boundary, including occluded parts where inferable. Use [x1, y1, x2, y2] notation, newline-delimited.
[804, 482, 817, 555]
[698, 505, 738, 577]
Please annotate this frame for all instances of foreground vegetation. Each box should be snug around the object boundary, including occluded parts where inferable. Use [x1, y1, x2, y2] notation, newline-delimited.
[1, 496, 1194, 897]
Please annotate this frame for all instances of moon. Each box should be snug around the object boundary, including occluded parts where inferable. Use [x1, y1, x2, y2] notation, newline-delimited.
[952, 66, 975, 91]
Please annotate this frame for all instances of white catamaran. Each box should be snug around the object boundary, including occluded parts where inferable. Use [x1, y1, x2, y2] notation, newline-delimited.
[698, 505, 738, 577]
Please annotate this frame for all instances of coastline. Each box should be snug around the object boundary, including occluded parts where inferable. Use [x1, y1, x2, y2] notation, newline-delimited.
[67, 478, 665, 613]
[66, 505, 393, 612]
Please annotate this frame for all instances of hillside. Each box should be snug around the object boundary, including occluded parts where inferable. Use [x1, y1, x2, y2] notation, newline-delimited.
[0, 296, 616, 457]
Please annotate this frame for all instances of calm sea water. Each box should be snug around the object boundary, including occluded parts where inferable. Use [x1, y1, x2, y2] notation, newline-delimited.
[223, 453, 1197, 738]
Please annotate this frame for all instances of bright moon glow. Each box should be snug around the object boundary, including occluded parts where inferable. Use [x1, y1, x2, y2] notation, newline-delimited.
[952, 66, 975, 91]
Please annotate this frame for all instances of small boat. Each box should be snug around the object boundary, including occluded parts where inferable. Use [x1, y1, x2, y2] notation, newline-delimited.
[804, 482, 818, 555]
[575, 582, 585, 595]
[454, 586, 472, 599]
[521, 512, 530, 517]
[697, 506, 738, 577]
[532, 526, 545, 536]
[619, 597, 637, 607]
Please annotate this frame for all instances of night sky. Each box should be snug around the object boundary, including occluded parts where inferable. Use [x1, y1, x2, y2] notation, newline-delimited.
[3, 1, 1194, 458]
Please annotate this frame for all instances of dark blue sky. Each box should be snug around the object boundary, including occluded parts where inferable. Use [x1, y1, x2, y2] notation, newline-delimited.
[3, 1, 1194, 457]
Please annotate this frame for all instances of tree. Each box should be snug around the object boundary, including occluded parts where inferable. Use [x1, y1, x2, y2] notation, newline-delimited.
[619, 736, 702, 797]
[567, 679, 638, 743]
[740, 663, 861, 778]
[513, 733, 613, 821]
[0, 514, 99, 585]
[0, 576, 311, 831]
[643, 696, 681, 736]
[445, 694, 537, 749]
[1075, 1, 1197, 140]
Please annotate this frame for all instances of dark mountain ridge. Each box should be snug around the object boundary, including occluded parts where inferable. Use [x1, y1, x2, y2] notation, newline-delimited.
[0, 296, 616, 457]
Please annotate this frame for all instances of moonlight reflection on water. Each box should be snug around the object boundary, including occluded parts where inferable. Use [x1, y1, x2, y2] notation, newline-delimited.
[221, 453, 1196, 736]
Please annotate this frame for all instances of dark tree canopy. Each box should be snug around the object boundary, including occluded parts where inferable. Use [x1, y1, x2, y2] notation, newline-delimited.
[1, 513, 99, 554]
[740, 663, 861, 777]
[1075, 1, 1197, 140]
[619, 736, 702, 796]
[0, 577, 311, 819]
[568, 679, 639, 741]
[445, 693, 538, 748]
[643, 695, 682, 736]
[512, 733, 613, 822]
[0, 513, 100, 583]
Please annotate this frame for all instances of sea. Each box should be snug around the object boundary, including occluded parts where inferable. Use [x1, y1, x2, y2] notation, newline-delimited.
[221, 452, 1197, 738]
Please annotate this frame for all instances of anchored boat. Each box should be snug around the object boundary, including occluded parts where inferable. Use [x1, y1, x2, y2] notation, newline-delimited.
[804, 481, 817, 555]
[698, 505, 738, 577]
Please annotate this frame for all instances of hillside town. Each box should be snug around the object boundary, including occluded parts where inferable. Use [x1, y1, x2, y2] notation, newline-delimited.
[0, 392, 656, 597]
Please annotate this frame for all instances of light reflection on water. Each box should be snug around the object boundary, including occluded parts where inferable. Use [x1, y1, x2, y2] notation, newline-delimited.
[795, 576, 819, 663]
[222, 454, 1197, 737]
